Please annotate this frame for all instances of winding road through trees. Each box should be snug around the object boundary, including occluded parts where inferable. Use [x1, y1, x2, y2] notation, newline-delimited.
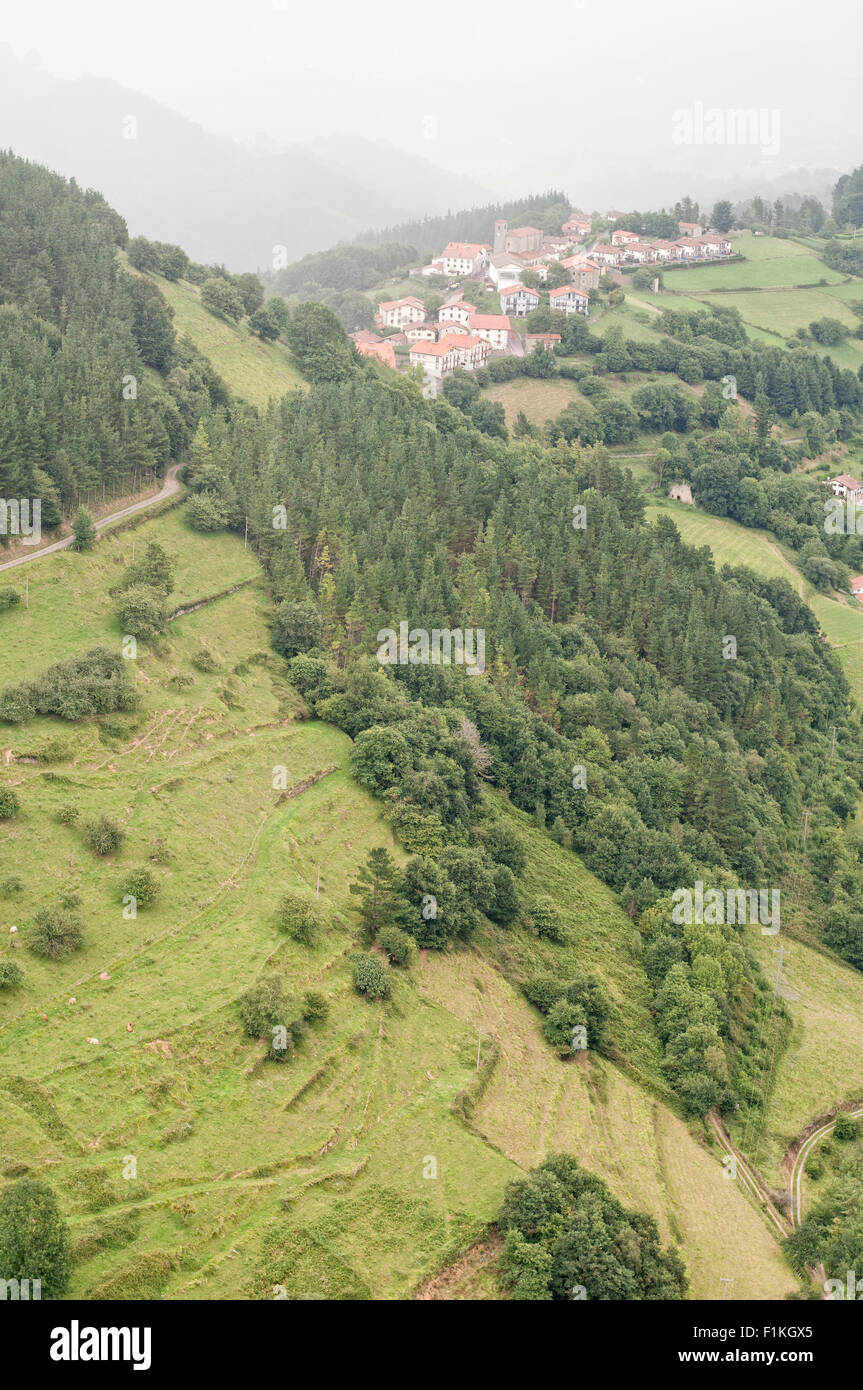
[0, 464, 183, 574]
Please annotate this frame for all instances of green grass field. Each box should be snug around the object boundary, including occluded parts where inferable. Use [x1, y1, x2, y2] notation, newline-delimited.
[623, 235, 863, 360]
[745, 925, 863, 1187]
[119, 256, 306, 407]
[664, 238, 844, 292]
[485, 368, 704, 430]
[591, 304, 666, 342]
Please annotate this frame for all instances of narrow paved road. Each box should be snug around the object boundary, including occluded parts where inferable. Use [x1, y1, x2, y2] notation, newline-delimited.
[790, 1105, 863, 1227]
[0, 464, 183, 573]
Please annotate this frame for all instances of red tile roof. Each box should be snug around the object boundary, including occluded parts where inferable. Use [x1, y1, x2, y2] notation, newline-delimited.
[442, 242, 486, 259]
[467, 313, 512, 331]
[378, 296, 424, 311]
[410, 339, 457, 356]
[356, 341, 396, 369]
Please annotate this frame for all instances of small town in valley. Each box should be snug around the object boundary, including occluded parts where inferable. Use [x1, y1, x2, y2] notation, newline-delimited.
[351, 213, 735, 391]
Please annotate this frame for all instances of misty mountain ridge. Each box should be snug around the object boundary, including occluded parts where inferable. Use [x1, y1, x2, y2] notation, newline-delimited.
[0, 47, 491, 270]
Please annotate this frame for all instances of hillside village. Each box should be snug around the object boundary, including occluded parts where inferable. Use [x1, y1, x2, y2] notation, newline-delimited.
[351, 211, 735, 391]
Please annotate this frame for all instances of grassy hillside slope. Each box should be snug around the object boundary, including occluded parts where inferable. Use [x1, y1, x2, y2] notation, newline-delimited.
[120, 254, 306, 406]
[627, 232, 863, 368]
[0, 506, 797, 1299]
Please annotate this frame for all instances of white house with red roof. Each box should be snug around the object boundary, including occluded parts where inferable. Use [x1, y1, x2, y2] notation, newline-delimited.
[542, 235, 572, 256]
[611, 228, 639, 246]
[606, 210, 627, 222]
[651, 240, 678, 260]
[548, 285, 589, 316]
[672, 238, 700, 259]
[591, 244, 624, 266]
[678, 221, 703, 237]
[851, 574, 863, 598]
[692, 237, 722, 257]
[409, 332, 489, 381]
[444, 333, 490, 370]
[409, 338, 458, 379]
[466, 313, 512, 350]
[829, 473, 863, 500]
[377, 296, 426, 327]
[439, 242, 490, 276]
[622, 242, 656, 263]
[701, 234, 732, 254]
[404, 322, 439, 343]
[439, 301, 476, 327]
[499, 283, 541, 316]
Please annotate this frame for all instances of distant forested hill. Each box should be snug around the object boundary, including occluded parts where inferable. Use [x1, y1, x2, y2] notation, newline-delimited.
[266, 190, 571, 300]
[0, 151, 223, 508]
[351, 189, 571, 257]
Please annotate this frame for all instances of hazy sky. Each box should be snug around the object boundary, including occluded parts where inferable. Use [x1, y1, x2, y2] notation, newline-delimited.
[3, 0, 861, 200]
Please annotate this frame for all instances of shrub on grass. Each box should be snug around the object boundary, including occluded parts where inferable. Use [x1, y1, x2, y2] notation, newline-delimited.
[117, 868, 159, 910]
[0, 648, 136, 723]
[28, 907, 84, 960]
[352, 952, 391, 1000]
[833, 1113, 858, 1141]
[82, 815, 124, 856]
[0, 786, 19, 819]
[528, 895, 569, 944]
[0, 1178, 71, 1298]
[113, 584, 167, 641]
[484, 822, 527, 875]
[302, 990, 329, 1023]
[376, 925, 417, 967]
[276, 889, 322, 946]
[238, 977, 287, 1039]
[149, 836, 172, 864]
[0, 960, 23, 989]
